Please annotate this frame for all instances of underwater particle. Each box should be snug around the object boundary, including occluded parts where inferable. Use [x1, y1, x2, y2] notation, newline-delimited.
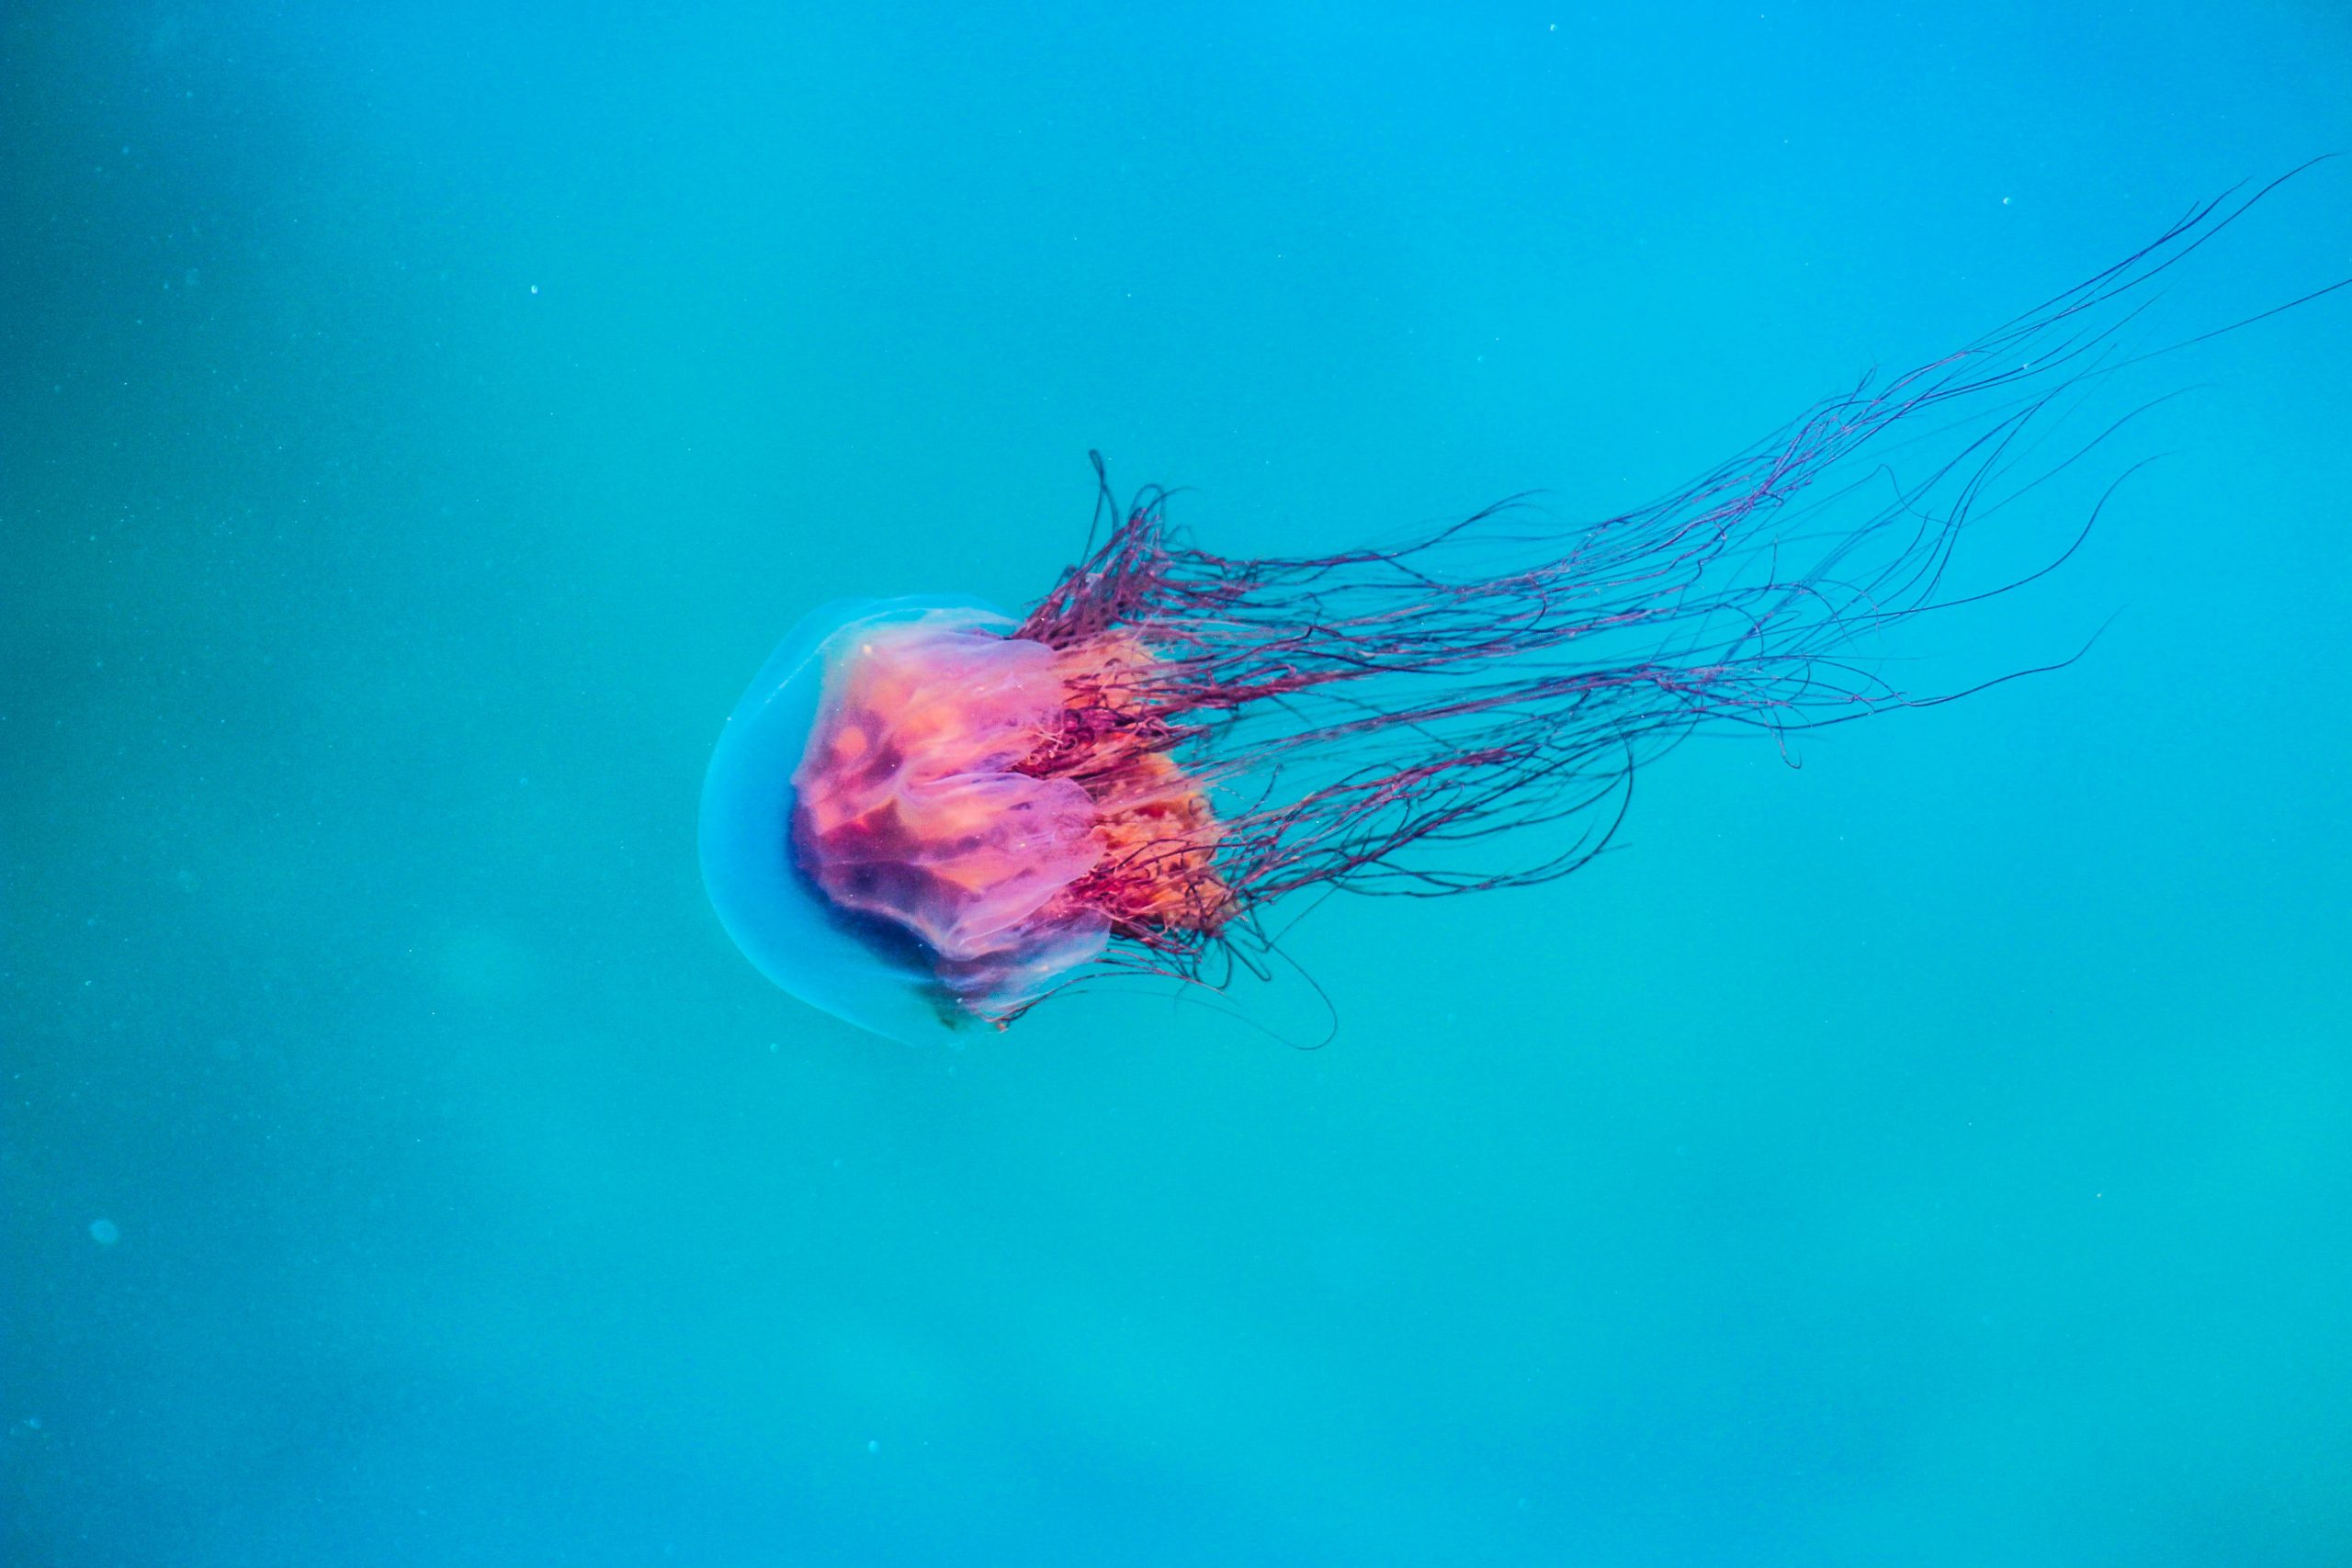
[88, 1219, 119, 1245]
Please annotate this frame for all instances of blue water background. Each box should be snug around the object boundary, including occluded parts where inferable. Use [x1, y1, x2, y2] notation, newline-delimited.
[7, 4, 2349, 1563]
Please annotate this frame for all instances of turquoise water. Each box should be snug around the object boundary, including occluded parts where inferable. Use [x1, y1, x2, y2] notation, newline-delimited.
[7, 5, 2350, 1563]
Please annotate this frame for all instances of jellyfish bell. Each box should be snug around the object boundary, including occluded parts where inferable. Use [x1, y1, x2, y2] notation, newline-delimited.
[701, 592, 1225, 1041]
[698, 595, 1017, 1043]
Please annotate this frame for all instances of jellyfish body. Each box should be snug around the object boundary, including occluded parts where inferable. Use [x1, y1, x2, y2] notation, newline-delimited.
[702, 593, 1232, 1037]
[702, 174, 2340, 1039]
[699, 596, 1021, 1042]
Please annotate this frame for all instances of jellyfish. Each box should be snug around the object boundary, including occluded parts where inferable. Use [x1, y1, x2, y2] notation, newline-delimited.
[700, 172, 2343, 1042]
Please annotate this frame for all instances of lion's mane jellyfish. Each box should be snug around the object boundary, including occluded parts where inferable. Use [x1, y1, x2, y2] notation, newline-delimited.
[701, 172, 2343, 1042]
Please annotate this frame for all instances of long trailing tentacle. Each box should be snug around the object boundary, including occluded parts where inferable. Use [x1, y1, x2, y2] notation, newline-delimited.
[993, 164, 2344, 1013]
